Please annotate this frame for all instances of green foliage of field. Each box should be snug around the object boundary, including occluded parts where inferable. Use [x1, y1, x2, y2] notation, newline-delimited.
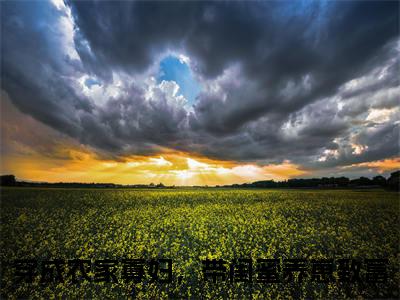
[1, 188, 399, 299]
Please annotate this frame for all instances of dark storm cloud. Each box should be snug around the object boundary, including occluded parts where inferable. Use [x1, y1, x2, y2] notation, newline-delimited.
[69, 1, 398, 131]
[1, 0, 399, 171]
[1, 1, 90, 136]
[312, 122, 400, 170]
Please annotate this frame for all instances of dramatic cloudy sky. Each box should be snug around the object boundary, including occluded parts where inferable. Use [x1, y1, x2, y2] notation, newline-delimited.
[1, 0, 399, 185]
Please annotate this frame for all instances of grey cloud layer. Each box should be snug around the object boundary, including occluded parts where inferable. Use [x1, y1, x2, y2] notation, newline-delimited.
[1, 0, 399, 170]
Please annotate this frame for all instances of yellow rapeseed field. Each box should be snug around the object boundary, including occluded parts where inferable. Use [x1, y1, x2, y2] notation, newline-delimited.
[1, 188, 399, 299]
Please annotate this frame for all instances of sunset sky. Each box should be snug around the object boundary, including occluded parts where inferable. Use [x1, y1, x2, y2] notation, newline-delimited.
[1, 0, 399, 186]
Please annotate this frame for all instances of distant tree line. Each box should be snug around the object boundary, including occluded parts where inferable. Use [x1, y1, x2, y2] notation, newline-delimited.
[0, 175, 169, 189]
[0, 171, 399, 190]
[225, 171, 399, 191]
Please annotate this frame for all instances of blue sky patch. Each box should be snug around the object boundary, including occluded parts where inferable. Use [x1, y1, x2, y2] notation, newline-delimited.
[157, 55, 201, 104]
[84, 77, 101, 88]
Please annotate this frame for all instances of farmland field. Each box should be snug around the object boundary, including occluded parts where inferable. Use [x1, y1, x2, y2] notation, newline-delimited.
[0, 188, 399, 299]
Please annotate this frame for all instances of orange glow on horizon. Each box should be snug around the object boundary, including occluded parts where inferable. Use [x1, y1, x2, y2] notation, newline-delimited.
[1, 145, 308, 186]
[342, 158, 400, 174]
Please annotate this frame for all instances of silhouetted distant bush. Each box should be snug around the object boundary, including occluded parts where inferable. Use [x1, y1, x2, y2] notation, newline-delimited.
[0, 175, 16, 186]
